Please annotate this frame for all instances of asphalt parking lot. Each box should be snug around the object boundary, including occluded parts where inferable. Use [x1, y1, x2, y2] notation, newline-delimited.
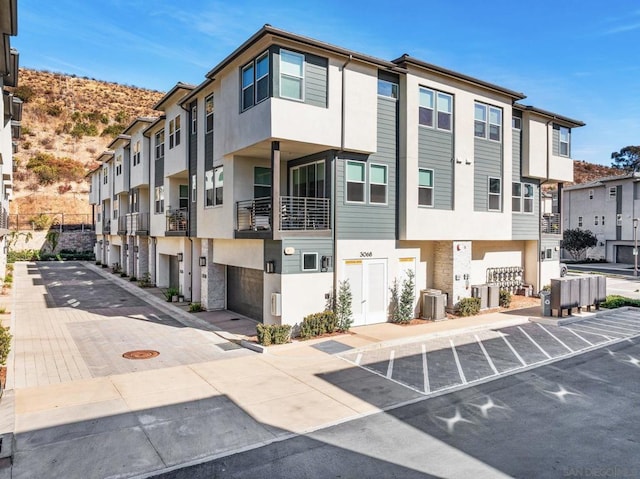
[340, 308, 640, 395]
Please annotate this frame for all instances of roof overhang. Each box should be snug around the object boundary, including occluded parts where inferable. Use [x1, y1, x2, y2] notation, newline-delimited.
[152, 82, 195, 111]
[122, 117, 156, 136]
[0, 0, 17, 36]
[107, 134, 131, 150]
[514, 103, 585, 128]
[143, 115, 166, 137]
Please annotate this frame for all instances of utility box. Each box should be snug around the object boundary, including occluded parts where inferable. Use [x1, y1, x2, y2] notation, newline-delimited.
[487, 284, 500, 309]
[540, 290, 551, 316]
[550, 278, 580, 317]
[421, 290, 446, 321]
[577, 276, 591, 309]
[594, 275, 607, 306]
[471, 284, 489, 310]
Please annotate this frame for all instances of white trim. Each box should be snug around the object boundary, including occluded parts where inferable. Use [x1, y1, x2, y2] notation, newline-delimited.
[488, 176, 502, 211]
[255, 50, 270, 104]
[279, 49, 305, 102]
[418, 167, 434, 207]
[345, 160, 366, 204]
[368, 163, 388, 205]
[301, 252, 318, 272]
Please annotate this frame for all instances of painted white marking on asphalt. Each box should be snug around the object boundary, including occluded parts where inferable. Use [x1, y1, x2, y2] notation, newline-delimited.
[386, 350, 395, 379]
[518, 326, 552, 359]
[498, 332, 527, 366]
[450, 339, 467, 384]
[587, 318, 638, 333]
[569, 323, 623, 338]
[567, 327, 615, 341]
[355, 353, 362, 366]
[537, 323, 574, 352]
[148, 314, 163, 321]
[475, 334, 499, 376]
[566, 328, 594, 346]
[422, 344, 430, 393]
[604, 315, 640, 327]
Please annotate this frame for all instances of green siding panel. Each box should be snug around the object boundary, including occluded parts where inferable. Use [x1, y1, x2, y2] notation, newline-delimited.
[418, 127, 453, 210]
[281, 238, 333, 274]
[474, 139, 502, 211]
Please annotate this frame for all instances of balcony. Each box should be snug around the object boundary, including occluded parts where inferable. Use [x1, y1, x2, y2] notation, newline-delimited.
[166, 208, 188, 236]
[103, 219, 111, 234]
[236, 196, 330, 238]
[127, 212, 149, 236]
[117, 216, 127, 235]
[541, 214, 561, 235]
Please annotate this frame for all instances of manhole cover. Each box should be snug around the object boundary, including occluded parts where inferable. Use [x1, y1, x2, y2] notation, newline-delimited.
[122, 350, 160, 360]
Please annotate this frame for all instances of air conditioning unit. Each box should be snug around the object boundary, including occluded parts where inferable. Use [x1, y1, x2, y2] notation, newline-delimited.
[271, 292, 282, 316]
[421, 290, 446, 321]
[471, 284, 488, 310]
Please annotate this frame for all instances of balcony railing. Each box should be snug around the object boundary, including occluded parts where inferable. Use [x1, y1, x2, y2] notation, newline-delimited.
[117, 216, 127, 234]
[236, 196, 330, 233]
[103, 219, 111, 232]
[127, 212, 149, 235]
[541, 214, 561, 235]
[166, 208, 188, 235]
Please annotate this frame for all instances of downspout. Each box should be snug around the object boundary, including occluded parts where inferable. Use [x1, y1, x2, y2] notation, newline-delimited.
[538, 119, 553, 292]
[188, 236, 193, 301]
[334, 54, 353, 301]
[181, 103, 194, 302]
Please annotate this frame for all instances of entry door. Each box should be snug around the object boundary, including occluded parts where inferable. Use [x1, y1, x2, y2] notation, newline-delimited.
[344, 259, 387, 326]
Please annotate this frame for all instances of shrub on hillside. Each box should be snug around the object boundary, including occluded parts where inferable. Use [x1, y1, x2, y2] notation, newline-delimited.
[26, 152, 85, 184]
[101, 123, 126, 138]
[13, 85, 35, 102]
[70, 121, 99, 139]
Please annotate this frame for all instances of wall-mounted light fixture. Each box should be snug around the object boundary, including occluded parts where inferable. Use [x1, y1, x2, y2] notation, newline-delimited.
[199, 256, 207, 267]
[177, 252, 183, 262]
[265, 260, 275, 274]
[134, 245, 139, 253]
[124, 244, 128, 251]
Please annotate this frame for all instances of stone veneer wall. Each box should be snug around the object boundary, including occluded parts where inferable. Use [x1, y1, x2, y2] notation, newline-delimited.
[201, 239, 225, 310]
[10, 230, 96, 253]
[433, 240, 472, 309]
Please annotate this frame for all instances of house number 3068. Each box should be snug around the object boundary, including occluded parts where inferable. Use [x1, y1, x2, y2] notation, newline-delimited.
[360, 251, 373, 257]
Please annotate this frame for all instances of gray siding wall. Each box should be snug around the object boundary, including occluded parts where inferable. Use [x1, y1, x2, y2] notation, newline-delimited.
[272, 47, 328, 108]
[282, 238, 333, 274]
[552, 127, 559, 156]
[418, 127, 453, 210]
[336, 95, 397, 240]
[512, 128, 521, 181]
[511, 126, 539, 239]
[474, 139, 502, 211]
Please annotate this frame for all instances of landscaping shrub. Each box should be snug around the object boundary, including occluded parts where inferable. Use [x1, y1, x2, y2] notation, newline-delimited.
[256, 324, 292, 346]
[8, 250, 40, 262]
[188, 302, 204, 312]
[335, 280, 353, 332]
[499, 289, 512, 308]
[457, 297, 481, 317]
[389, 270, 416, 324]
[299, 311, 338, 339]
[601, 295, 640, 309]
[29, 213, 52, 230]
[0, 325, 11, 366]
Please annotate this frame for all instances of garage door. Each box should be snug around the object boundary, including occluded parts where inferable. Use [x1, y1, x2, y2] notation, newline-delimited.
[227, 266, 264, 322]
[616, 245, 635, 264]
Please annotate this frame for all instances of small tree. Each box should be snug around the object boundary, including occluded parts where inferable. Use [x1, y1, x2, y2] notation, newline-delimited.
[611, 145, 640, 172]
[561, 228, 598, 260]
[390, 270, 416, 324]
[335, 280, 353, 332]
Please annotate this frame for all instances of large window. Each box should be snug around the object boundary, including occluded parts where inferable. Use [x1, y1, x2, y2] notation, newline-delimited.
[254, 167, 271, 199]
[169, 115, 181, 149]
[378, 79, 398, 98]
[346, 161, 365, 203]
[132, 140, 141, 166]
[369, 164, 387, 204]
[205, 167, 224, 207]
[291, 161, 325, 198]
[155, 130, 165, 160]
[559, 126, 569, 156]
[488, 177, 502, 211]
[280, 50, 304, 101]
[205, 170, 214, 207]
[512, 182, 534, 213]
[475, 103, 502, 141]
[115, 155, 122, 176]
[255, 52, 269, 103]
[154, 186, 164, 214]
[241, 52, 270, 111]
[418, 168, 434, 207]
[419, 87, 453, 131]
[241, 62, 254, 111]
[205, 95, 214, 132]
[191, 105, 197, 134]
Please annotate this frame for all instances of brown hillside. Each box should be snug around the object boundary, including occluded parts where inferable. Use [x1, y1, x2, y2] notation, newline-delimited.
[570, 160, 625, 185]
[9, 68, 164, 221]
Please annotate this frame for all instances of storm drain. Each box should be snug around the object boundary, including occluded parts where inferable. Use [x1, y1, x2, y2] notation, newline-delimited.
[122, 350, 160, 360]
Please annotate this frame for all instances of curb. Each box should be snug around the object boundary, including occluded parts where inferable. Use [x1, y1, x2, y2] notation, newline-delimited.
[530, 306, 638, 327]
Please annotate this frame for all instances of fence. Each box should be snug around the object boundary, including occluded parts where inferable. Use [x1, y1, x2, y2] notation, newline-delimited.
[9, 213, 94, 232]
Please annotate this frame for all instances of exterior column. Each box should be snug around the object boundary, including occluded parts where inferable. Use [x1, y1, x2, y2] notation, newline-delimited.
[201, 239, 225, 310]
[271, 141, 281, 238]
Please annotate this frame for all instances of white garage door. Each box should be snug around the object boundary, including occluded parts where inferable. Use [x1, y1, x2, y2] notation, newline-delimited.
[343, 258, 387, 327]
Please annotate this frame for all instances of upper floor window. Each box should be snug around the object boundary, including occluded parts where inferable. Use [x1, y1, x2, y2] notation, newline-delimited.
[594, 216, 599, 226]
[578, 216, 583, 227]
[191, 105, 197, 134]
[132, 140, 141, 166]
[256, 52, 269, 103]
[609, 187, 617, 199]
[241, 52, 270, 111]
[475, 103, 502, 141]
[346, 161, 365, 203]
[155, 130, 165, 160]
[616, 214, 622, 226]
[602, 216, 605, 226]
[103, 167, 108, 184]
[488, 177, 502, 211]
[205, 95, 214, 132]
[280, 50, 304, 101]
[254, 167, 271, 199]
[559, 126, 570, 156]
[241, 62, 255, 111]
[512, 117, 521, 130]
[369, 164, 387, 204]
[419, 87, 453, 131]
[589, 189, 594, 200]
[205, 167, 224, 207]
[418, 168, 434, 207]
[169, 115, 181, 149]
[115, 155, 122, 176]
[378, 79, 398, 99]
[512, 182, 534, 213]
[191, 174, 196, 203]
[154, 186, 164, 214]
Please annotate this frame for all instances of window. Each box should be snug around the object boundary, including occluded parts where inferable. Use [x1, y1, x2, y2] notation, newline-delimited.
[545, 248, 553, 260]
[241, 62, 254, 111]
[155, 130, 165, 160]
[113, 208, 118, 219]
[205, 170, 214, 207]
[205, 95, 214, 133]
[280, 50, 304, 101]
[103, 167, 108, 184]
[512, 117, 521, 130]
[512, 183, 521, 212]
[616, 214, 622, 226]
[174, 115, 181, 147]
[559, 126, 569, 156]
[594, 216, 599, 226]
[254, 167, 271, 199]
[602, 216, 605, 225]
[130, 189, 139, 213]
[475, 103, 502, 141]
[115, 155, 122, 176]
[578, 216, 583, 227]
[214, 166, 223, 206]
[191, 175, 196, 202]
[419, 87, 452, 131]
[179, 185, 188, 209]
[191, 105, 197, 134]
[291, 161, 325, 198]
[302, 252, 318, 272]
[132, 140, 141, 166]
[589, 189, 594, 200]
[154, 186, 164, 213]
[523, 184, 534, 213]
[418, 168, 434, 207]
[488, 177, 501, 211]
[378, 79, 398, 98]
[369, 164, 387, 204]
[255, 52, 269, 103]
[169, 119, 175, 148]
[513, 182, 534, 213]
[346, 161, 365, 203]
[609, 187, 616, 199]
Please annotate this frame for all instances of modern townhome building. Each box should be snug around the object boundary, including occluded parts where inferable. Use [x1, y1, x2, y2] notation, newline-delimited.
[0, 0, 19, 280]
[89, 25, 584, 327]
[562, 172, 640, 263]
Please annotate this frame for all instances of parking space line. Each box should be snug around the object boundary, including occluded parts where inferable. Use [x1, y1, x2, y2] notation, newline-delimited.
[475, 334, 499, 375]
[589, 319, 640, 333]
[518, 326, 553, 359]
[498, 331, 527, 366]
[386, 350, 395, 379]
[449, 339, 467, 384]
[567, 326, 616, 341]
[421, 344, 430, 393]
[355, 353, 362, 365]
[571, 323, 625, 337]
[604, 316, 640, 327]
[566, 328, 595, 346]
[536, 323, 574, 353]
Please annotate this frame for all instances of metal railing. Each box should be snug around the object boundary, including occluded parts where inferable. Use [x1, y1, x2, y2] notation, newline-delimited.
[236, 196, 331, 232]
[166, 207, 188, 233]
[9, 213, 94, 232]
[127, 212, 149, 234]
[541, 214, 561, 235]
[117, 216, 127, 233]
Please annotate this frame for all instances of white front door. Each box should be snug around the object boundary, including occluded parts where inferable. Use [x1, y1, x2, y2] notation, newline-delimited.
[343, 259, 387, 326]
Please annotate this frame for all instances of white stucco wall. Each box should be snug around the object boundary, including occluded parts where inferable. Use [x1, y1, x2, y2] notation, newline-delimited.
[212, 238, 263, 270]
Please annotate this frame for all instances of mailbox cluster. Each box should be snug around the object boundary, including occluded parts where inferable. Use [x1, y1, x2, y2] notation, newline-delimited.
[550, 275, 606, 318]
[486, 266, 525, 293]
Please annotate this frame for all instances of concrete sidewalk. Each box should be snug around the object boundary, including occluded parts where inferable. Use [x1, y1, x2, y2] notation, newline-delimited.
[4, 261, 541, 479]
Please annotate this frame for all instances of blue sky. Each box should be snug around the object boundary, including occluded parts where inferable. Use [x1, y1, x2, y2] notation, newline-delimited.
[14, 0, 640, 165]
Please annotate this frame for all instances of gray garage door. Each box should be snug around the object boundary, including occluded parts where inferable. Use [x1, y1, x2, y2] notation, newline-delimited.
[616, 245, 635, 264]
[227, 266, 264, 322]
